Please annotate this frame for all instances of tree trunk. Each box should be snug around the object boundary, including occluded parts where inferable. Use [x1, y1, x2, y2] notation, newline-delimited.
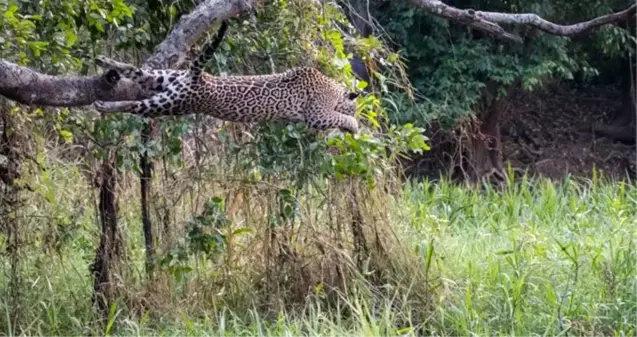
[629, 22, 636, 144]
[90, 151, 121, 320]
[0, 102, 25, 328]
[464, 80, 509, 184]
[591, 67, 636, 143]
[140, 122, 155, 277]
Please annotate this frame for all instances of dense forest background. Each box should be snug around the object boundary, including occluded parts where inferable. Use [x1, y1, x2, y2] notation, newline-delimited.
[0, 0, 635, 335]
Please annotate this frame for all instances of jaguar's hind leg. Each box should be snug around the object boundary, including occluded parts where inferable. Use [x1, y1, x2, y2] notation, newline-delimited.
[305, 111, 359, 134]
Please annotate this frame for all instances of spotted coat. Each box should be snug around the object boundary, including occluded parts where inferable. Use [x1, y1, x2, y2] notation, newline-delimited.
[93, 22, 359, 133]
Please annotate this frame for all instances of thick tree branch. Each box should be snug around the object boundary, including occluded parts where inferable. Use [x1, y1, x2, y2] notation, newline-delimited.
[143, 0, 254, 69]
[0, 0, 256, 107]
[0, 61, 146, 107]
[407, 0, 636, 43]
[476, 5, 636, 36]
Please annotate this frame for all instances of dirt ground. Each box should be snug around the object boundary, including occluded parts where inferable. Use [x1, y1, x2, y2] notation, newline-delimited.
[501, 83, 635, 181]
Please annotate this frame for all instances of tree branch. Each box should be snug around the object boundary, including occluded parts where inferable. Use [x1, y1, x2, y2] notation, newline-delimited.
[0, 0, 256, 107]
[407, 0, 636, 43]
[0, 61, 146, 107]
[143, 0, 254, 70]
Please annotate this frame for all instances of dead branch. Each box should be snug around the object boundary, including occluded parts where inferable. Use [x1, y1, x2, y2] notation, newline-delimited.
[0, 0, 256, 108]
[407, 0, 636, 43]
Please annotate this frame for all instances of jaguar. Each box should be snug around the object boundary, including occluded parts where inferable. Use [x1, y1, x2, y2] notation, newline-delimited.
[93, 21, 360, 133]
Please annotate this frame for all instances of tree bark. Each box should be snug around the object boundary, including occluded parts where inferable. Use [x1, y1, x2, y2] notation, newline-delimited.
[90, 153, 120, 319]
[0, 0, 256, 318]
[0, 0, 633, 293]
[0, 63, 146, 106]
[0, 101, 26, 328]
[630, 74, 636, 143]
[140, 122, 155, 276]
[591, 41, 636, 144]
[479, 93, 504, 180]
[141, 0, 253, 70]
[338, 0, 373, 87]
[132, 0, 252, 281]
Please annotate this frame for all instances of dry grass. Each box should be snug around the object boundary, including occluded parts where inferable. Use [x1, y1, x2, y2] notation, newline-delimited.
[0, 124, 430, 333]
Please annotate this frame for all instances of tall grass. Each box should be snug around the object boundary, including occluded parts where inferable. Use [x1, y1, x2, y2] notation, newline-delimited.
[1, 143, 635, 336]
[400, 176, 636, 336]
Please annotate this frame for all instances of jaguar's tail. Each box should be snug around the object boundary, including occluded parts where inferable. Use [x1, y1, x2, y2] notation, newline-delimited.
[190, 20, 229, 77]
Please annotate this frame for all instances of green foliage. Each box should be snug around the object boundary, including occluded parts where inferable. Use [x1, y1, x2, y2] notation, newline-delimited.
[1, 0, 200, 176]
[0, 0, 134, 69]
[2, 0, 423, 188]
[221, 118, 428, 192]
[160, 196, 244, 284]
[183, 196, 231, 257]
[0, 0, 142, 176]
[371, 0, 635, 127]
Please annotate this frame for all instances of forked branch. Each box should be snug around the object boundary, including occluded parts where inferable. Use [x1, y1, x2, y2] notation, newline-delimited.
[407, 0, 636, 43]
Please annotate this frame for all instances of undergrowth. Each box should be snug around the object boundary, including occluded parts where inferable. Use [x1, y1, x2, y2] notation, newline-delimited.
[1, 141, 635, 336]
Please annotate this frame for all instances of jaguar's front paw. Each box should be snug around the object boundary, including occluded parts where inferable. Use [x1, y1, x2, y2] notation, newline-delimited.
[93, 101, 108, 113]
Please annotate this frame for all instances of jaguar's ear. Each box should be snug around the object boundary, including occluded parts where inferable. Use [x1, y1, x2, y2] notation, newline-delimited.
[347, 92, 361, 100]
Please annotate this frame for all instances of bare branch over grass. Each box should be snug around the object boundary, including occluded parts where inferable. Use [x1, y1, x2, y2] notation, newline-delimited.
[406, 0, 636, 43]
